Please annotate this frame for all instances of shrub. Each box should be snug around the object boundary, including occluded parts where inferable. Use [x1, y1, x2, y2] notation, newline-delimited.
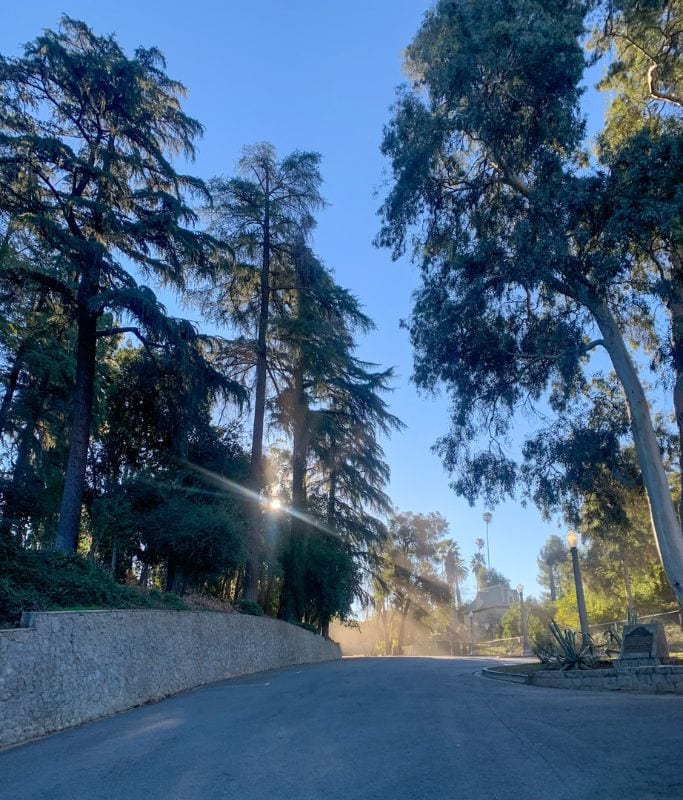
[0, 549, 185, 627]
[296, 621, 318, 635]
[235, 599, 264, 616]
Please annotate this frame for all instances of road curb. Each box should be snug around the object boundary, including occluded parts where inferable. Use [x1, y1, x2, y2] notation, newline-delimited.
[480, 666, 531, 685]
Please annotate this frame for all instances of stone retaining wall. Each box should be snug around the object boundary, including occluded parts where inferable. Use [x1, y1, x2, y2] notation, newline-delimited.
[0, 610, 340, 747]
[532, 664, 683, 693]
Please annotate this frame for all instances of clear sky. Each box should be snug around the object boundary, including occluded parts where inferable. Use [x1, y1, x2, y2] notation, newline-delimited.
[2, 1, 607, 601]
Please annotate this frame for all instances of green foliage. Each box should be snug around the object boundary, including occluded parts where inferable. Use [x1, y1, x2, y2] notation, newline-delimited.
[378, 0, 683, 606]
[498, 596, 554, 643]
[296, 621, 319, 635]
[235, 599, 264, 617]
[544, 620, 597, 671]
[371, 512, 452, 652]
[537, 535, 567, 601]
[0, 24, 402, 631]
[0, 16, 228, 552]
[0, 549, 184, 627]
[303, 534, 360, 628]
[547, 486, 677, 628]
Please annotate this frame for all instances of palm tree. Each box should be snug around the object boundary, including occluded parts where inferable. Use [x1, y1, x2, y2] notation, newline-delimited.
[442, 541, 469, 609]
[470, 551, 486, 591]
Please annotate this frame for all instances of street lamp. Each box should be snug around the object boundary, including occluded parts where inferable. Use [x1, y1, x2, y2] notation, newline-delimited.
[468, 610, 474, 656]
[482, 511, 492, 570]
[566, 530, 590, 646]
[517, 584, 532, 657]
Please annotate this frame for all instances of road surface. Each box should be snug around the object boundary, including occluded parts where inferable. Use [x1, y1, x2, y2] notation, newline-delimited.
[2, 657, 682, 799]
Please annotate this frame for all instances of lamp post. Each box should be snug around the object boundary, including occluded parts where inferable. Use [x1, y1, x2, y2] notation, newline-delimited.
[482, 511, 492, 570]
[567, 530, 590, 645]
[517, 584, 532, 656]
[468, 610, 474, 656]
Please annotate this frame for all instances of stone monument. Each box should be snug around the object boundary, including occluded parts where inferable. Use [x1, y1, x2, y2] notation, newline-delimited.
[617, 622, 669, 668]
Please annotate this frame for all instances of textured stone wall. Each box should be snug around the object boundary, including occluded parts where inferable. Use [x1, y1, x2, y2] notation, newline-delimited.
[532, 664, 683, 693]
[0, 610, 340, 747]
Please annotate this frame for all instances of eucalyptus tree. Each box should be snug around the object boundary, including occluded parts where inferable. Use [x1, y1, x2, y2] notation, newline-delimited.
[377, 512, 451, 654]
[0, 18, 221, 552]
[378, 0, 683, 604]
[206, 144, 324, 600]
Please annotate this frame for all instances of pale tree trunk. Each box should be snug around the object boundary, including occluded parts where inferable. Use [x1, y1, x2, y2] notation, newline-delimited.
[590, 296, 683, 607]
[397, 597, 411, 655]
[548, 566, 557, 602]
[622, 558, 634, 612]
[668, 250, 683, 523]
[454, 576, 462, 609]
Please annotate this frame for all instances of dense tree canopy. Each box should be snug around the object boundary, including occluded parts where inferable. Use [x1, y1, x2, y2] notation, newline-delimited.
[0, 17, 224, 552]
[379, 0, 683, 604]
[0, 19, 403, 634]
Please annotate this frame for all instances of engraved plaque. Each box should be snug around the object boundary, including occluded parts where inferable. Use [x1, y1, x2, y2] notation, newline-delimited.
[622, 626, 654, 655]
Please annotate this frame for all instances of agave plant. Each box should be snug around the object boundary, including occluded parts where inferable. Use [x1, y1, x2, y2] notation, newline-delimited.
[601, 623, 622, 658]
[546, 620, 596, 670]
[533, 642, 560, 667]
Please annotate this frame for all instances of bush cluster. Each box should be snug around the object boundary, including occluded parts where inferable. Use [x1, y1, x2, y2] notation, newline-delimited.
[0, 548, 185, 627]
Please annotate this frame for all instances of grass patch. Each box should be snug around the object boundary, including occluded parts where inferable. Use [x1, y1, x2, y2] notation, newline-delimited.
[0, 547, 185, 628]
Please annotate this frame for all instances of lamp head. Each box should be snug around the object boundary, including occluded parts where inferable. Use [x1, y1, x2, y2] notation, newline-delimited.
[566, 530, 579, 549]
[516, 584, 523, 594]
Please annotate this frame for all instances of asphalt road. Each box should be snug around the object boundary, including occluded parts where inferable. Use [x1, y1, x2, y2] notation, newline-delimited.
[2, 657, 683, 800]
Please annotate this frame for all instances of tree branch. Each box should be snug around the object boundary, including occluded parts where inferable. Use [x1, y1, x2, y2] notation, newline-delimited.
[647, 63, 683, 108]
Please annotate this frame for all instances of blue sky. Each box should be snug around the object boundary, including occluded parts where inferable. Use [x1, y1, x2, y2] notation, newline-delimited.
[2, 2, 610, 600]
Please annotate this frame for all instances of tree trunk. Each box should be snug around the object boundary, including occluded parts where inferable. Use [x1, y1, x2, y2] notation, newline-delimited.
[622, 557, 634, 612]
[291, 357, 308, 509]
[233, 566, 243, 602]
[321, 616, 330, 638]
[245, 192, 271, 601]
[326, 468, 337, 526]
[548, 567, 557, 602]
[590, 296, 683, 606]
[55, 266, 100, 553]
[139, 560, 149, 588]
[668, 250, 683, 523]
[397, 598, 411, 655]
[0, 343, 26, 438]
[166, 557, 176, 593]
[279, 261, 310, 623]
[454, 577, 462, 612]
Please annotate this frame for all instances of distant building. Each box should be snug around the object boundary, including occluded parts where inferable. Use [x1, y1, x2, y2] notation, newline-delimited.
[469, 584, 518, 634]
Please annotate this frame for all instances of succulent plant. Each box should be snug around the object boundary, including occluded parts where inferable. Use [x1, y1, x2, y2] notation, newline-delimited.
[543, 620, 596, 670]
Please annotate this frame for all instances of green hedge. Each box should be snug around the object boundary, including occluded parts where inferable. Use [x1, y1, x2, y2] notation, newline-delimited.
[0, 548, 185, 627]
